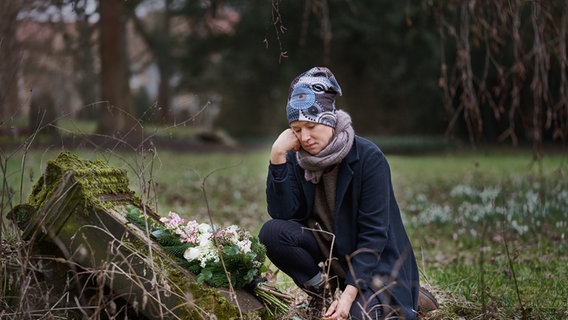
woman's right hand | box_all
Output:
[322,285,357,320]
[270,129,300,164]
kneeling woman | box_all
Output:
[259,67,420,320]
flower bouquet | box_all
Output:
[125,206,293,315]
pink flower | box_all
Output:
[179,220,200,244]
[160,211,185,230]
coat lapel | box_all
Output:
[335,139,358,213]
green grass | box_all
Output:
[387,150,568,319]
[55,118,98,135]
[424,253,568,319]
[55,116,201,139]
[2,146,567,319]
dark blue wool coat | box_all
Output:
[266,135,419,319]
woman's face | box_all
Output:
[290,121,334,155]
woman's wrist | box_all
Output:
[340,285,358,303]
[270,146,288,164]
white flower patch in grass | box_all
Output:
[408,178,568,240]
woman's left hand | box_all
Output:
[322,285,357,320]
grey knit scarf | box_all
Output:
[296,110,355,183]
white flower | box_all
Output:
[198,223,212,234]
[237,239,252,253]
[198,232,213,247]
[184,247,202,261]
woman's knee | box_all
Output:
[259,219,305,248]
[258,219,280,245]
[259,219,289,248]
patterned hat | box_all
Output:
[286,66,342,128]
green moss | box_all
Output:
[123,238,259,318]
[27,151,140,213]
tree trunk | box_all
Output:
[157,60,172,124]
[75,10,99,120]
[129,0,173,125]
[29,90,59,136]
[97,0,139,137]
[158,0,173,124]
[0,2,21,122]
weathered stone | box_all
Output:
[8,151,265,319]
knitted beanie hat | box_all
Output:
[286,66,342,128]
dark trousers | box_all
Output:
[259,219,383,319]
[259,219,324,286]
